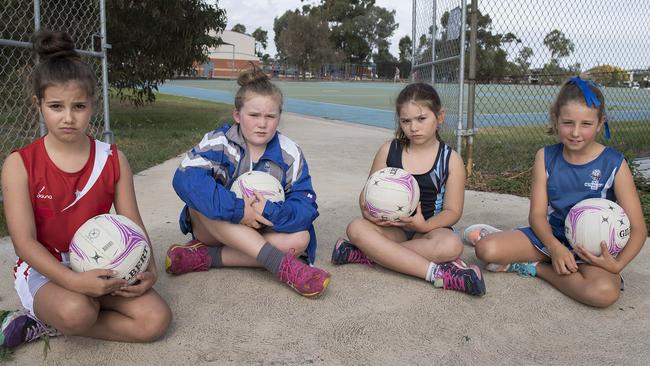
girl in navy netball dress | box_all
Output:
[464,76,647,307]
[332,83,486,297]
[1,31,170,348]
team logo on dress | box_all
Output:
[36,186,53,200]
[584,169,604,191]
[590,169,602,181]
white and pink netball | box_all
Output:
[230,171,285,202]
[564,198,630,256]
[363,167,420,221]
[69,214,151,284]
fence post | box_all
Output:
[411,0,416,82]
[99,0,112,143]
[465,0,478,176]
[455,0,467,155]
[430,1,436,84]
[34,0,47,137]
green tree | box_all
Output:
[540,30,576,83]
[251,27,268,57]
[503,46,534,78]
[107,0,226,105]
[273,11,291,52]
[365,6,398,62]
[231,23,247,34]
[372,47,396,63]
[543,29,574,63]
[275,10,340,78]
[515,47,534,74]
[398,35,412,63]
[311,0,397,63]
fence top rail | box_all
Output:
[0,38,104,58]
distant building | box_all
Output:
[195,30,261,79]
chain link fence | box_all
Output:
[411,0,467,151]
[0,0,110,168]
[413,0,650,176]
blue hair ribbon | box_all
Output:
[568,76,611,140]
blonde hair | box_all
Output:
[234,65,283,112]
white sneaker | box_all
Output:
[462,224,501,246]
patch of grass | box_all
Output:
[110,93,232,174]
[0,346,13,361]
[0,94,232,237]
[630,158,650,229]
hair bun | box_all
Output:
[237,64,268,87]
[32,30,78,61]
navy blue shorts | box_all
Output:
[517,226,624,290]
[517,226,575,259]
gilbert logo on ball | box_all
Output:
[69,214,151,284]
[230,170,285,202]
[364,167,420,221]
[564,198,630,256]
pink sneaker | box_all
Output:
[165,240,211,274]
[277,249,331,298]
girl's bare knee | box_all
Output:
[287,231,309,252]
[583,278,620,308]
[445,236,464,259]
[346,218,369,242]
[429,235,463,262]
[55,296,98,335]
[134,303,172,342]
[474,237,499,262]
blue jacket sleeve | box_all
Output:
[261,155,318,233]
[172,136,245,224]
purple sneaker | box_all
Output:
[165,240,211,275]
[433,259,486,296]
[278,249,331,298]
[0,310,58,348]
[331,238,374,267]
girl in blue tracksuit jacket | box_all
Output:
[165,67,330,298]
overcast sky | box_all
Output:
[215,0,649,70]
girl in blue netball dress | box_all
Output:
[464,77,647,307]
[332,83,486,297]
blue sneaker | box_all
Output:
[486,262,537,277]
[0,310,58,348]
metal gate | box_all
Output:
[0,0,111,169]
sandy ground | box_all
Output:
[1,113,648,365]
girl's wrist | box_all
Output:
[62,268,81,292]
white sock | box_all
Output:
[425,262,438,282]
